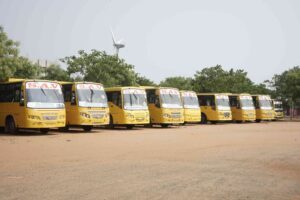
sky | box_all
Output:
[0,0,300,84]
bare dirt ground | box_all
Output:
[0,121,299,200]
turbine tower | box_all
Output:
[110,28,125,58]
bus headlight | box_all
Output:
[80,112,91,118]
[28,115,41,120]
[126,113,135,119]
[163,113,171,118]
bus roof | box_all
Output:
[59,81,103,86]
[139,86,179,90]
[197,93,230,96]
[1,78,60,84]
[251,94,271,97]
[228,93,252,96]
[180,90,197,93]
[105,86,146,92]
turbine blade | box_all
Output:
[110,27,116,44]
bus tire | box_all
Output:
[211,121,217,124]
[40,128,49,134]
[5,116,18,134]
[83,126,93,132]
[126,125,134,129]
[236,120,242,123]
[200,113,207,124]
[59,126,69,132]
[255,119,261,123]
[161,124,169,128]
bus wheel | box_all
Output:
[83,126,93,132]
[236,120,242,123]
[40,128,49,134]
[200,114,207,124]
[126,125,134,129]
[211,121,217,124]
[59,126,69,132]
[255,119,261,123]
[161,124,169,128]
[5,117,18,134]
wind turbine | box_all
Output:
[110,28,125,58]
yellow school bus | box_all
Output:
[143,87,184,127]
[60,82,109,131]
[180,90,201,123]
[271,99,284,120]
[105,87,149,129]
[252,95,274,122]
[197,93,232,124]
[228,93,256,122]
[0,79,65,133]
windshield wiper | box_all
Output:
[40,88,47,97]
[90,89,94,102]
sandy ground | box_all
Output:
[0,121,299,200]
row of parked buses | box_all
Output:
[0,79,284,133]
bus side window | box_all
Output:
[112,92,121,108]
[252,97,259,109]
[203,95,215,107]
[14,89,20,102]
[154,95,160,108]
[229,96,237,107]
[146,90,156,104]
[71,92,76,105]
[62,84,72,102]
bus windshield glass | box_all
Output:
[181,92,199,109]
[123,89,147,110]
[216,95,230,110]
[160,89,182,108]
[274,102,283,110]
[239,96,255,110]
[258,96,272,109]
[26,82,64,109]
[76,84,108,108]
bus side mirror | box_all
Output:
[19,98,25,106]
[237,103,241,109]
[212,105,216,110]
[71,92,76,105]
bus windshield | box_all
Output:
[76,84,108,108]
[26,82,64,109]
[274,102,283,110]
[123,89,147,110]
[216,95,230,110]
[181,92,199,108]
[259,100,272,109]
[160,89,182,108]
[239,96,255,110]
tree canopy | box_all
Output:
[269,66,300,101]
[0,26,40,81]
[42,64,71,81]
[61,50,138,87]
[160,76,193,90]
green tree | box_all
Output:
[13,56,41,79]
[0,26,20,81]
[192,65,267,94]
[61,50,137,87]
[0,26,40,81]
[42,64,70,81]
[270,66,300,101]
[136,74,156,86]
[160,76,193,90]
